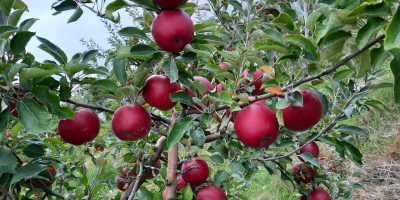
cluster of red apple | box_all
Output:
[151,0,194,52]
[115,160,161,191]
[291,142,331,200]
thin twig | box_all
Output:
[128,160,144,200]
[0,185,13,200]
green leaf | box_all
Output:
[53,0,77,11]
[17,18,38,32]
[117,27,150,41]
[371,41,390,69]
[23,144,44,158]
[0,103,10,131]
[8,8,25,26]
[67,7,83,23]
[228,161,244,172]
[19,68,59,83]
[315,91,329,117]
[194,19,218,32]
[133,69,151,89]
[276,98,290,109]
[170,91,195,106]
[288,91,303,107]
[356,17,386,49]
[8,63,28,79]
[160,60,179,83]
[113,59,127,86]
[349,2,392,17]
[336,125,369,137]
[210,155,224,163]
[0,150,17,175]
[0,0,15,16]
[251,29,285,44]
[333,69,355,81]
[81,50,99,64]
[31,86,74,119]
[271,13,296,32]
[44,138,63,146]
[305,11,323,31]
[59,77,71,100]
[202,64,220,72]
[389,48,400,105]
[129,0,158,10]
[11,122,23,137]
[130,44,157,59]
[298,152,321,168]
[167,116,194,150]
[36,36,67,64]
[370,82,393,90]
[105,0,128,20]
[352,171,367,177]
[384,5,400,50]
[256,45,289,54]
[68,63,89,77]
[283,35,318,59]
[17,99,52,134]
[214,170,227,185]
[10,31,35,55]
[136,186,154,200]
[246,56,264,67]
[338,0,359,11]
[92,80,119,93]
[116,46,131,61]
[181,184,193,200]
[91,183,108,197]
[11,163,44,184]
[323,30,352,48]
[364,99,390,118]
[342,141,363,166]
[189,127,205,149]
[202,35,225,45]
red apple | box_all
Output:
[219,63,229,70]
[153,0,188,9]
[176,174,188,192]
[234,103,279,148]
[196,185,227,200]
[142,75,181,111]
[32,165,56,188]
[152,9,194,52]
[184,76,214,109]
[112,104,152,141]
[308,188,331,200]
[58,108,100,146]
[291,162,314,184]
[217,83,223,93]
[282,90,323,131]
[115,167,136,191]
[181,158,209,186]
[146,160,161,179]
[243,68,266,95]
[229,96,267,122]
[297,142,320,162]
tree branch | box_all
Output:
[128,159,144,200]
[32,179,74,200]
[0,185,13,200]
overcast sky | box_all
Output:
[22,1,133,64]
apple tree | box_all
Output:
[1,0,400,199]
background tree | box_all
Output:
[1,0,400,200]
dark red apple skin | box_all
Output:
[184,76,214,109]
[152,9,194,52]
[146,160,161,179]
[291,162,314,184]
[243,68,266,95]
[234,104,279,148]
[176,174,188,192]
[219,63,229,70]
[297,142,320,162]
[58,108,100,146]
[143,75,181,111]
[300,197,307,200]
[153,0,188,8]
[307,188,331,200]
[112,104,152,141]
[282,90,323,132]
[32,165,56,188]
[115,167,136,191]
[181,158,209,186]
[196,185,227,200]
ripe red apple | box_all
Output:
[243,68,266,95]
[184,76,214,109]
[219,63,229,70]
[111,104,152,141]
[308,188,331,200]
[181,158,209,186]
[146,160,161,179]
[153,0,188,9]
[234,104,279,148]
[115,167,136,191]
[297,141,320,162]
[142,75,181,111]
[196,185,227,200]
[152,9,194,52]
[176,174,188,192]
[217,83,223,93]
[58,108,100,146]
[32,165,56,188]
[282,90,323,131]
[291,162,314,184]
